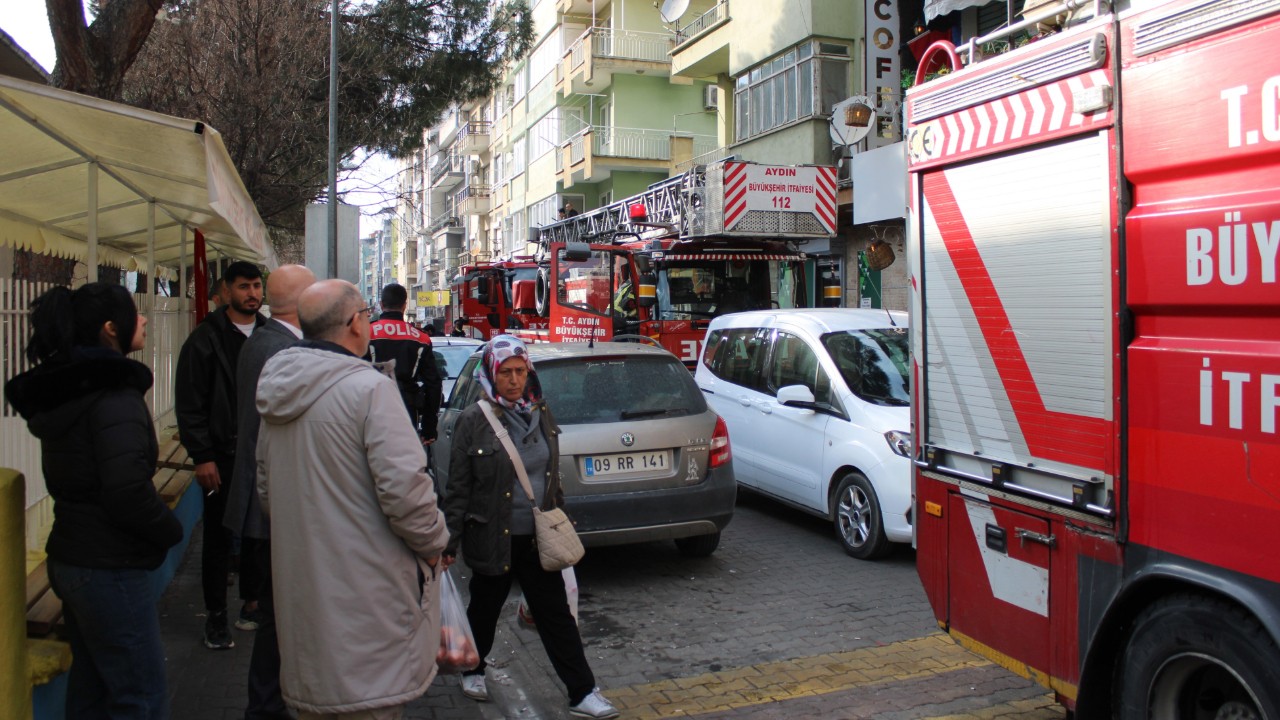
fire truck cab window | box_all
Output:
[557,248,615,316]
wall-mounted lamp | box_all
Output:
[845,102,874,128]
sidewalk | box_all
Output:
[160,527,572,720]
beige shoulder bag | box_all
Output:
[477,401,584,571]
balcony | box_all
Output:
[429,151,464,193]
[455,184,491,216]
[671,1,732,78]
[558,125,719,187]
[457,121,491,156]
[428,213,462,238]
[559,28,676,96]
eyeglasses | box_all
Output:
[346,305,374,326]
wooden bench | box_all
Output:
[24,430,196,640]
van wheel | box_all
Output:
[832,472,890,560]
[534,267,551,318]
[1116,594,1280,720]
[675,532,720,557]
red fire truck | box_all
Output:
[907,0,1280,716]
[446,258,546,338]
[522,160,839,366]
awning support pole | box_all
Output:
[179,225,188,324]
[146,201,157,375]
[87,162,98,282]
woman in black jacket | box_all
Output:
[5,283,183,720]
[442,335,617,719]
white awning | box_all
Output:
[925,0,991,22]
[0,75,278,274]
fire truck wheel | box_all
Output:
[832,472,890,560]
[1116,593,1280,720]
[534,267,551,317]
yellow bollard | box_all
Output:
[0,469,32,720]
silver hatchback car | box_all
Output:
[432,342,735,557]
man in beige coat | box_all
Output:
[256,279,448,719]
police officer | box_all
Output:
[366,284,444,444]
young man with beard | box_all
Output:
[176,260,266,650]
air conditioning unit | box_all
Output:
[703,85,719,111]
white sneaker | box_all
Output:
[460,673,488,701]
[570,689,619,719]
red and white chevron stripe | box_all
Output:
[912,70,1113,168]
[814,165,837,233]
[724,161,747,228]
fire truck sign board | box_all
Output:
[724,162,838,233]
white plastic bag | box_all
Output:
[516,567,579,627]
[437,568,480,673]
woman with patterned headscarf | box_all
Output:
[441,335,618,718]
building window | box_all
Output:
[733,40,850,143]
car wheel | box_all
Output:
[1115,594,1280,720]
[832,472,890,560]
[675,532,720,557]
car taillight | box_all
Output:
[709,415,731,468]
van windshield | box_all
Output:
[821,328,910,407]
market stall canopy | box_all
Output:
[0,75,278,276]
[925,0,991,22]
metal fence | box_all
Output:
[2,275,190,551]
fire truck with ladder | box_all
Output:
[907,0,1280,716]
[506,160,838,366]
[446,257,545,338]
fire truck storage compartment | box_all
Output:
[947,493,1051,675]
[917,134,1116,512]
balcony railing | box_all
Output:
[594,29,675,63]
[675,1,729,46]
[429,151,463,185]
[455,184,491,206]
[583,126,718,161]
[429,214,461,234]
[567,28,676,68]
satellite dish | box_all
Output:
[829,95,876,146]
[660,0,690,24]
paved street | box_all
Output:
[161,491,1065,719]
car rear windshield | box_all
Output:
[821,328,910,407]
[537,355,708,425]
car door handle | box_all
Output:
[738,396,752,407]
[756,403,772,415]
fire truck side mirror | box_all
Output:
[563,242,592,262]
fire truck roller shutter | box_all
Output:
[535,266,552,317]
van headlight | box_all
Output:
[884,430,911,457]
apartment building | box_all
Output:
[407,0,1016,316]
[407,0,721,325]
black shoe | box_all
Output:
[203,611,235,650]
[235,603,263,631]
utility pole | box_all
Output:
[327,0,339,278]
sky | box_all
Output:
[0,3,400,238]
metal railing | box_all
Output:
[430,151,463,185]
[457,121,492,141]
[594,29,675,63]
[676,141,729,172]
[454,184,491,207]
[429,214,461,234]
[583,126,718,161]
[676,1,729,46]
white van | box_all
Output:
[694,309,911,559]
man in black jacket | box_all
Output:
[366,283,443,444]
[176,260,266,650]
[224,264,314,719]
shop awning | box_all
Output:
[0,74,277,276]
[925,0,991,22]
